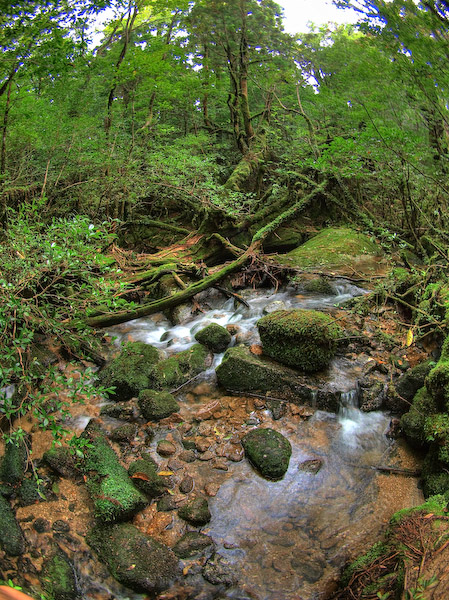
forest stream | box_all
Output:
[7,281,425,600]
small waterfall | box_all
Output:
[338,387,389,450]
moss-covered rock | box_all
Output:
[257,309,341,373]
[302,276,334,295]
[80,422,147,522]
[98,341,160,401]
[152,344,211,389]
[215,345,340,411]
[109,423,137,444]
[173,532,214,558]
[194,323,232,353]
[395,360,434,405]
[18,477,45,506]
[0,438,27,486]
[128,459,169,498]
[242,428,292,480]
[178,496,211,525]
[41,548,79,600]
[43,446,81,479]
[87,522,180,594]
[275,227,382,275]
[400,387,438,448]
[138,389,179,421]
[0,494,25,555]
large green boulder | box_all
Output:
[138,389,179,421]
[257,309,341,372]
[98,342,160,400]
[152,343,211,389]
[87,522,180,595]
[195,323,231,353]
[0,494,25,556]
[242,428,292,480]
[275,227,382,275]
[81,422,148,522]
[215,345,340,411]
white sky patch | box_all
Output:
[278,0,360,33]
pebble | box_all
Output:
[178,450,196,463]
[180,476,195,494]
[204,482,220,497]
[157,440,177,457]
[197,450,214,461]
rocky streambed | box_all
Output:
[0,281,425,600]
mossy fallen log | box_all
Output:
[85,181,327,329]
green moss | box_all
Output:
[152,343,210,389]
[389,495,448,525]
[98,341,160,400]
[87,522,180,595]
[43,446,79,479]
[0,494,25,556]
[41,548,78,600]
[19,477,44,506]
[138,389,179,421]
[257,309,342,372]
[178,497,211,525]
[194,323,232,353]
[400,387,438,448]
[0,438,27,486]
[276,227,381,272]
[81,423,147,522]
[302,277,334,295]
[241,428,292,480]
[128,459,169,498]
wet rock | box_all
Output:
[170,302,192,325]
[178,496,211,525]
[52,520,70,533]
[204,482,220,497]
[269,399,286,420]
[262,300,287,314]
[0,495,26,555]
[291,557,324,583]
[195,400,222,420]
[151,344,212,390]
[195,437,212,453]
[87,522,180,595]
[226,324,240,336]
[41,547,80,600]
[390,359,434,413]
[179,450,196,463]
[302,276,334,295]
[157,495,178,512]
[128,458,170,498]
[359,379,385,412]
[109,423,137,444]
[221,444,244,462]
[212,458,228,471]
[138,389,179,421]
[100,400,138,420]
[34,517,50,533]
[257,309,342,373]
[43,446,81,480]
[180,475,195,494]
[202,553,237,586]
[216,346,340,411]
[195,323,232,353]
[81,421,148,522]
[173,532,213,558]
[157,440,177,457]
[242,428,292,480]
[298,458,323,474]
[97,341,161,401]
[167,458,184,471]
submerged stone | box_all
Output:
[41,547,80,600]
[173,532,214,558]
[178,496,211,525]
[98,341,160,400]
[87,522,180,595]
[257,309,341,373]
[194,323,232,353]
[242,428,292,480]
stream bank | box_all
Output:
[0,280,426,600]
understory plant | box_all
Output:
[0,200,124,450]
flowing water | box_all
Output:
[70,281,422,600]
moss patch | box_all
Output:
[81,422,147,522]
[0,438,27,487]
[98,341,160,401]
[275,227,381,274]
[41,548,79,600]
[178,497,211,525]
[152,343,211,389]
[400,387,438,449]
[242,428,292,480]
[194,323,232,353]
[0,494,25,556]
[257,309,342,373]
[128,459,169,498]
[138,389,179,421]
